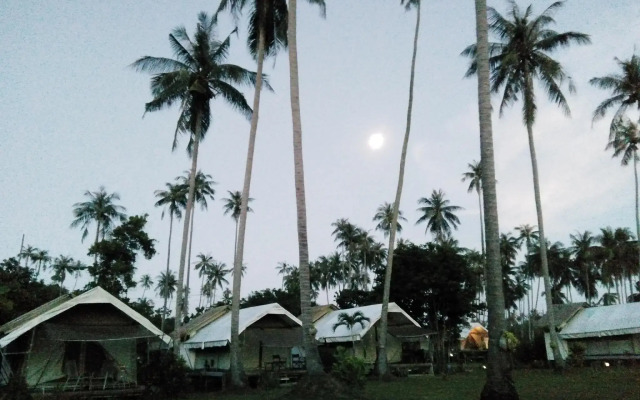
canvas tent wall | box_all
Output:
[0,287,169,387]
[180,303,302,370]
[313,303,429,365]
[544,302,640,361]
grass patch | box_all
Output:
[185,366,640,400]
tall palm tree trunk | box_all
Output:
[475,1,518,398]
[287,0,323,375]
[634,152,640,298]
[185,206,196,316]
[93,222,101,265]
[376,0,420,377]
[526,120,564,368]
[478,191,485,255]
[174,115,201,353]
[230,17,267,387]
[161,214,174,332]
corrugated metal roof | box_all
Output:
[559,302,640,339]
[180,305,230,337]
[537,303,588,330]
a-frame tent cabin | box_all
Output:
[0,287,169,391]
[179,303,303,371]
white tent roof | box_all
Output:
[314,303,420,343]
[559,302,640,339]
[183,303,301,349]
[0,287,170,348]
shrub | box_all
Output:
[331,347,367,388]
[139,350,190,399]
[568,342,587,367]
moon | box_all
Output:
[368,133,384,150]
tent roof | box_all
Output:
[0,287,170,348]
[537,303,588,330]
[314,303,420,343]
[460,323,487,339]
[559,302,640,339]
[180,305,230,337]
[183,303,302,349]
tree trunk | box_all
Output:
[173,113,201,353]
[478,190,485,255]
[93,222,101,265]
[161,214,174,333]
[475,0,519,398]
[185,206,195,316]
[525,119,564,368]
[634,152,640,298]
[375,0,420,378]
[288,0,323,375]
[230,13,267,387]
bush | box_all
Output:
[0,375,32,400]
[568,342,587,367]
[139,350,190,399]
[331,347,367,388]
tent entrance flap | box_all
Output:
[42,323,156,341]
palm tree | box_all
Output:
[139,274,153,299]
[591,53,640,132]
[286,0,327,376]
[194,253,215,307]
[222,190,254,263]
[156,270,177,331]
[31,249,51,278]
[462,160,485,254]
[569,231,598,304]
[19,245,39,269]
[71,186,127,252]
[373,202,407,238]
[462,1,590,370]
[376,0,421,376]
[132,12,257,340]
[313,256,338,304]
[606,117,640,293]
[208,262,230,305]
[472,0,517,397]
[177,170,216,315]
[51,255,75,296]
[276,262,295,289]
[416,190,463,242]
[332,311,370,356]
[154,181,186,319]
[217,0,285,385]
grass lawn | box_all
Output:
[187,366,640,400]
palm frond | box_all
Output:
[130,56,189,74]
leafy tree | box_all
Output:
[377,0,421,376]
[416,189,462,242]
[0,258,59,325]
[71,186,127,251]
[462,160,485,254]
[463,0,590,370]
[470,0,516,396]
[87,215,156,298]
[287,0,326,376]
[376,241,478,374]
[241,287,300,316]
[372,202,407,238]
[216,0,284,385]
[132,12,256,345]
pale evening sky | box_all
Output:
[1,0,639,312]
